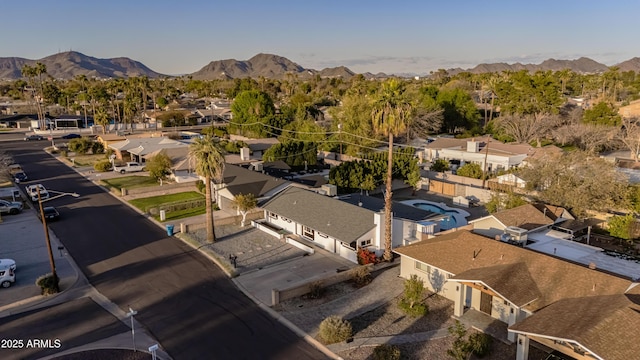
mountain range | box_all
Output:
[0,51,639,81]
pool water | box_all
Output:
[413,203,460,230]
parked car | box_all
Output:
[61,133,81,139]
[0,259,16,288]
[39,206,60,221]
[25,184,50,201]
[24,134,44,141]
[0,199,23,215]
[13,171,28,183]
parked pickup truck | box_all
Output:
[113,162,146,174]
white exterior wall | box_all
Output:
[492,297,511,323]
[470,287,482,310]
[373,212,385,249]
[399,258,457,301]
[471,217,506,239]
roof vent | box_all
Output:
[358,202,363,207]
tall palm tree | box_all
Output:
[371,78,412,261]
[189,136,225,242]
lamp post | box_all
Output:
[36,186,58,292]
[126,307,138,352]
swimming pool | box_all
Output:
[402,200,470,231]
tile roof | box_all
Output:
[510,294,640,360]
[261,186,376,243]
[393,230,633,312]
[492,204,557,230]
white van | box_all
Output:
[0,259,16,288]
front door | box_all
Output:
[480,292,492,315]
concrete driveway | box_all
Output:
[0,209,76,309]
[234,247,355,306]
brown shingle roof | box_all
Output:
[510,294,640,360]
[492,204,556,230]
[394,230,632,312]
[451,262,541,307]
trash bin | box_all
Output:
[166,224,174,236]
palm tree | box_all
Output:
[189,136,225,242]
[371,78,412,261]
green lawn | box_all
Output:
[102,176,158,190]
[129,191,204,212]
[157,205,206,222]
[67,153,107,167]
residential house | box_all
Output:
[142,147,196,183]
[108,136,187,162]
[393,230,637,360]
[214,164,291,212]
[470,203,573,240]
[258,187,442,263]
[424,137,534,173]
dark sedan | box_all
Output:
[13,172,28,182]
[61,133,81,139]
[40,206,60,221]
[24,134,44,141]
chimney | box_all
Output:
[467,140,480,153]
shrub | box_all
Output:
[318,316,352,344]
[91,141,105,154]
[351,266,372,287]
[68,137,92,154]
[36,273,59,295]
[94,160,112,172]
[357,247,379,265]
[373,344,401,360]
[195,180,205,193]
[308,280,324,299]
[468,332,492,358]
[398,274,428,317]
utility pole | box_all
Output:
[37,186,58,292]
[481,134,491,189]
[338,123,343,160]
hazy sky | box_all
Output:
[3,0,638,76]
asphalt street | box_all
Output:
[1,139,329,360]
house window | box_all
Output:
[341,241,357,251]
[269,212,278,219]
[318,232,329,238]
[303,226,314,239]
[415,261,431,274]
[360,239,372,247]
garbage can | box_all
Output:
[166,224,174,236]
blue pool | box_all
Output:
[412,203,462,230]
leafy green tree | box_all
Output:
[371,79,413,261]
[456,163,483,179]
[398,274,428,317]
[430,159,450,172]
[233,193,258,227]
[608,214,635,242]
[67,137,92,155]
[485,191,528,213]
[229,90,275,137]
[494,70,562,116]
[189,136,225,242]
[146,151,173,185]
[582,101,621,126]
[447,320,470,360]
[436,87,480,133]
[263,140,318,168]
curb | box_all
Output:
[50,153,342,359]
[232,278,343,360]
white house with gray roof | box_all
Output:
[258,187,442,263]
[108,136,188,163]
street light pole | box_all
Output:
[127,307,138,352]
[37,186,58,292]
